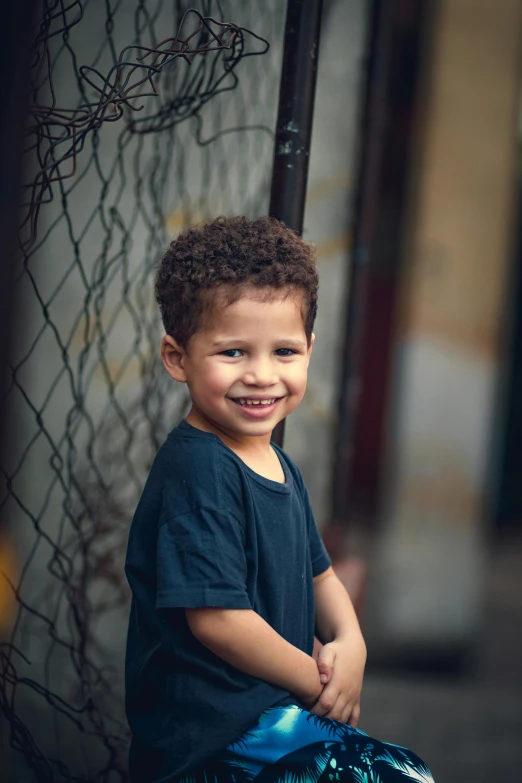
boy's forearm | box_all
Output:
[186,607,322,705]
[314,567,366,652]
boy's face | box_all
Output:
[162,287,313,445]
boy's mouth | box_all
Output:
[232,397,280,406]
[229,396,283,418]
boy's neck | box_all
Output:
[185,406,274,458]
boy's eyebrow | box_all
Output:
[211,338,307,349]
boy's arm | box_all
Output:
[312,566,367,726]
[186,607,323,708]
[313,566,364,644]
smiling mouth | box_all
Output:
[231,397,281,407]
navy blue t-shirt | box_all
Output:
[124,420,331,782]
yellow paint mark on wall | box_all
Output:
[315,231,351,259]
[0,531,17,636]
[165,207,205,236]
[165,175,352,239]
[306,175,352,206]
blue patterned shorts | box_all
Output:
[183,704,435,782]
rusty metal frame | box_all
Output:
[268,0,324,447]
[328,0,432,546]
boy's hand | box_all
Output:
[311,639,365,726]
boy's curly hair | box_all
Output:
[155,215,318,348]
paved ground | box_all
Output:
[359,531,522,782]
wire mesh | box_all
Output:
[0,1,285,780]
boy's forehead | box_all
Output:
[213,284,304,312]
[200,285,306,332]
[221,283,303,303]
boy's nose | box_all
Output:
[242,358,278,387]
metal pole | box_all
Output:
[269,0,324,446]
[0,6,38,781]
[0,0,37,431]
[329,0,432,540]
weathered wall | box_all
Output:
[2,2,368,775]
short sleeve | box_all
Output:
[300,486,331,577]
[308,515,331,577]
[156,505,251,610]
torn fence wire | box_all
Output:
[23,7,269,250]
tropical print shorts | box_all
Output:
[183,704,435,783]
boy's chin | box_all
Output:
[231,419,281,437]
[225,414,285,440]
[188,407,281,439]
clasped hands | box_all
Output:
[308,639,366,727]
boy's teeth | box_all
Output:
[237,398,276,406]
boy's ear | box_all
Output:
[307,333,315,361]
[161,335,187,383]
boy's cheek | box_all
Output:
[192,364,229,386]
[291,365,310,389]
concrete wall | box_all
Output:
[2,3,287,776]
[1,1,368,775]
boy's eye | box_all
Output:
[275,348,296,357]
[221,349,243,358]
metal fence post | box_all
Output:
[269,0,324,447]
[0,0,37,444]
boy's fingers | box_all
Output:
[316,645,335,684]
[325,695,346,722]
[310,684,338,716]
[347,701,361,728]
[340,703,355,725]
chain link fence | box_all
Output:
[0,1,285,779]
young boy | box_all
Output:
[125,216,435,782]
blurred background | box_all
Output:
[1,0,521,781]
